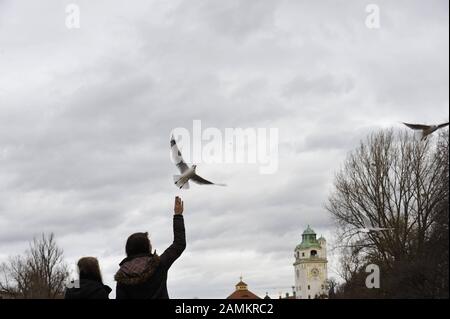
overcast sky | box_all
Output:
[0,0,448,298]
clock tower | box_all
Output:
[294,225,328,299]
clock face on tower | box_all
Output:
[311,268,320,278]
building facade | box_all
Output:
[293,226,328,299]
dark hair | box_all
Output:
[78,257,103,283]
[125,232,152,257]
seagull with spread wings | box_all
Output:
[170,136,226,189]
[403,122,449,141]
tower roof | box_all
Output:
[235,281,247,289]
[296,225,321,250]
[302,225,316,235]
[227,277,261,300]
[235,276,248,290]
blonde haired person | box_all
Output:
[65,257,112,299]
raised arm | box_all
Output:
[160,196,186,269]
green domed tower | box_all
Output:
[293,225,328,299]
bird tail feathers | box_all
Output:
[180,181,190,189]
[173,175,190,189]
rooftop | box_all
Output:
[296,225,324,250]
[302,225,316,235]
[227,277,261,300]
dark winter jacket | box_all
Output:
[115,215,186,299]
[64,279,112,299]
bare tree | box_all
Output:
[0,233,69,299]
[325,278,338,298]
[425,131,449,298]
[327,129,449,298]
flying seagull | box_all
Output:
[403,122,449,141]
[356,215,392,234]
[170,136,226,189]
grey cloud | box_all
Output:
[173,0,279,40]
[284,74,355,98]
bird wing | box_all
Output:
[190,174,227,186]
[438,122,449,129]
[190,174,215,185]
[403,123,431,130]
[170,137,189,173]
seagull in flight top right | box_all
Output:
[403,122,449,141]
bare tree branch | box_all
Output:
[0,233,69,299]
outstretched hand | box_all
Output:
[174,196,184,215]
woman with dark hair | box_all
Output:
[65,257,112,299]
[115,196,186,299]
